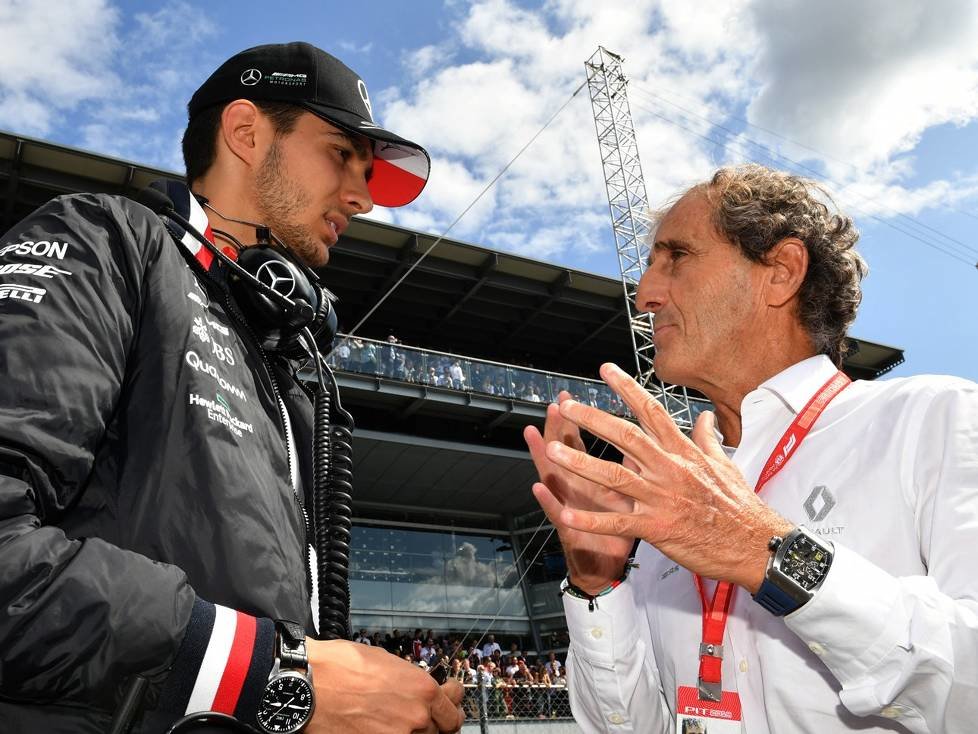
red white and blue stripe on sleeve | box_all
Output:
[156,598,275,723]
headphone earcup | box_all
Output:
[231,246,317,354]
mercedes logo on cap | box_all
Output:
[357,79,373,118]
[256,260,296,298]
[240,68,262,86]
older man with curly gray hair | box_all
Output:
[525,164,978,733]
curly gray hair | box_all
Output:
[666,164,868,365]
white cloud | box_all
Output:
[371,0,978,271]
[338,40,374,55]
[0,0,217,167]
[0,0,121,135]
[746,0,978,168]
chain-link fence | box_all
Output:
[459,681,583,732]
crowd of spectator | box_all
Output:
[329,334,628,414]
[349,628,570,718]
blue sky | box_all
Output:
[2,0,977,380]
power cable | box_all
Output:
[345,81,588,339]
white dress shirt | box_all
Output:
[564,355,978,733]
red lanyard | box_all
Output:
[694,369,850,700]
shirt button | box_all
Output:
[739,659,749,673]
[808,642,827,656]
[608,713,625,724]
[881,705,904,719]
[590,627,604,639]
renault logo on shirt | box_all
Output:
[256,260,296,298]
[804,485,836,522]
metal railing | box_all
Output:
[328,334,713,422]
[462,680,573,724]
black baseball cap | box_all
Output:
[188,42,430,208]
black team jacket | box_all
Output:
[0,181,316,732]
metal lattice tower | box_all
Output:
[584,46,694,429]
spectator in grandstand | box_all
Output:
[526,164,978,731]
[361,338,379,374]
[354,628,371,645]
[393,351,407,380]
[410,629,426,659]
[544,651,562,679]
[382,334,398,376]
[449,359,465,389]
[349,337,364,371]
[482,634,502,659]
[450,658,465,683]
[504,655,520,679]
[334,336,351,366]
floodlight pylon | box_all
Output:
[585,46,694,429]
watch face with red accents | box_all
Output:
[257,672,314,733]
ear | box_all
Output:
[218,99,270,169]
[764,237,808,307]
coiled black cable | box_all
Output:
[311,352,355,642]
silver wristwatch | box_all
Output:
[255,622,315,733]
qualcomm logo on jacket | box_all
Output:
[189,393,254,437]
[185,351,247,402]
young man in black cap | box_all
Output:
[0,42,462,733]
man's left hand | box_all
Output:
[545,362,792,593]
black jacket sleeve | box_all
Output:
[0,194,196,708]
[0,196,194,707]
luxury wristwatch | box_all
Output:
[753,526,834,616]
[256,621,315,733]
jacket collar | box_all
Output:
[150,179,238,286]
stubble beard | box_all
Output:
[255,138,325,267]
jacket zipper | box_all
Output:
[222,294,313,571]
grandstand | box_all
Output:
[0,128,906,672]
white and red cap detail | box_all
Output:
[368,142,430,208]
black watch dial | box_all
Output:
[257,672,314,733]
[780,535,832,590]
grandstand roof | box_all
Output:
[0,130,907,518]
[0,129,905,381]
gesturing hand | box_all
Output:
[524,391,637,594]
[542,364,792,592]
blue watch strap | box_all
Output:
[753,577,803,616]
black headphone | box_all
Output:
[138,187,338,359]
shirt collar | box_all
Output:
[756,354,841,414]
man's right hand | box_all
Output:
[524,391,636,594]
[306,640,464,733]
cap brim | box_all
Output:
[301,102,430,208]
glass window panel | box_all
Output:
[391,553,449,613]
[446,533,499,562]
[497,559,527,616]
[350,547,392,611]
[351,525,393,551]
[527,580,563,616]
[350,613,394,632]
